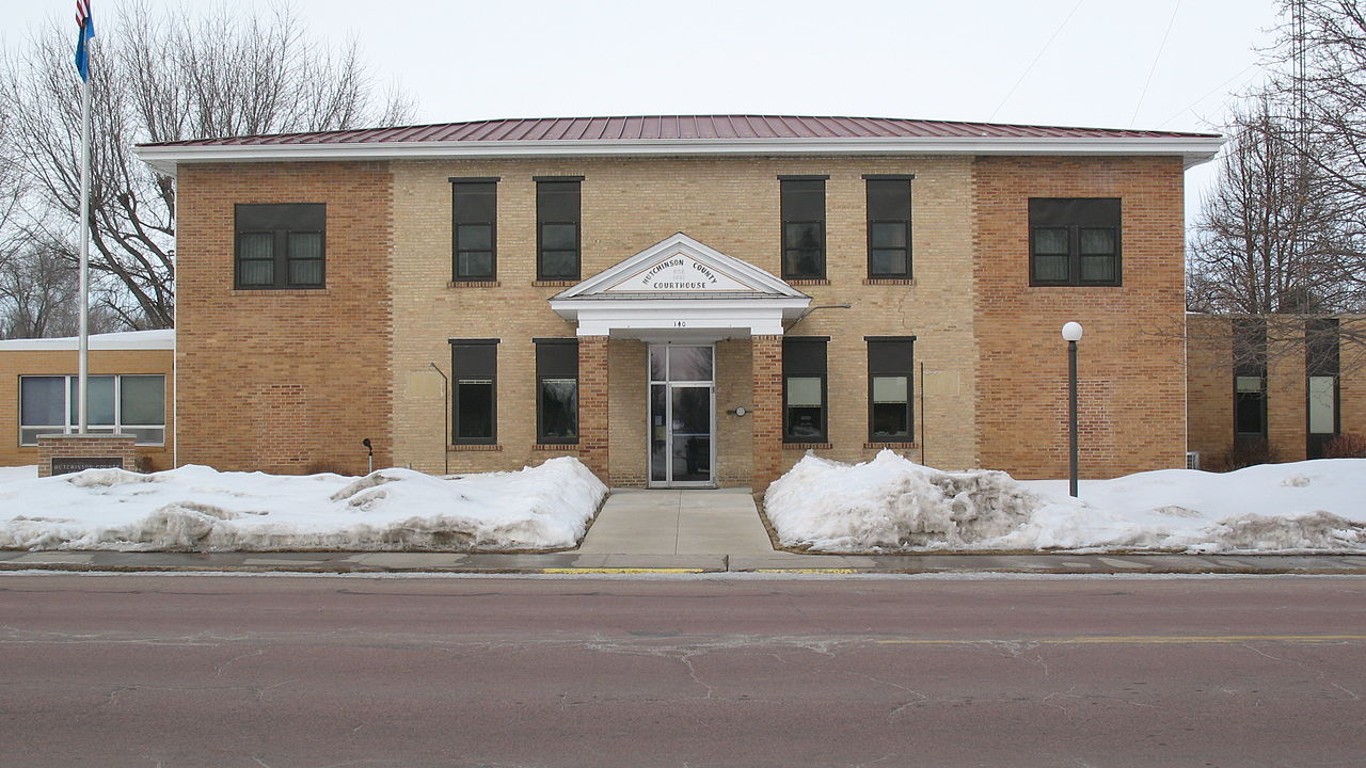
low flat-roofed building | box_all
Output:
[0,329,175,471]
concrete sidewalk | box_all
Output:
[1,488,1365,575]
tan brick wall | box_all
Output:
[1186,314,1234,464]
[716,339,754,488]
[0,348,174,470]
[175,162,394,475]
[974,156,1188,479]
[608,340,647,487]
[1266,320,1308,462]
[388,155,979,483]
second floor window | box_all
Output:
[781,177,826,280]
[451,179,498,281]
[866,177,913,279]
[537,177,582,281]
[1029,198,1121,286]
[235,203,325,289]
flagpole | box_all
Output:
[77,37,92,435]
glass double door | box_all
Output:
[649,345,715,487]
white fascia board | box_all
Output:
[136,135,1226,176]
[552,297,811,337]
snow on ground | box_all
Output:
[765,450,1366,554]
[0,458,606,552]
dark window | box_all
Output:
[781,177,826,279]
[1233,318,1267,437]
[537,178,581,280]
[1307,318,1340,445]
[235,203,325,289]
[866,177,913,278]
[783,337,828,442]
[536,339,579,444]
[1029,198,1121,286]
[867,337,915,441]
[451,340,498,444]
[452,179,497,281]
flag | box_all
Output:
[75,0,95,82]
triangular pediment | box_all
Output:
[553,233,808,300]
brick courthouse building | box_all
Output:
[136,116,1223,491]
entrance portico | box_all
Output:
[550,234,810,491]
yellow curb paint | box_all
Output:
[539,568,707,575]
[756,569,860,574]
[877,634,1366,646]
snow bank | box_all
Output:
[765,451,1041,551]
[0,458,606,552]
[766,451,1366,554]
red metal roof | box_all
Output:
[141,115,1218,148]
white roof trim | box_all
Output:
[0,329,175,352]
[136,135,1225,176]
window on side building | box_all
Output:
[1028,198,1121,286]
[783,337,828,442]
[19,374,166,446]
[867,337,915,442]
[235,203,326,289]
[865,176,913,279]
[450,340,498,445]
[451,178,498,281]
[536,177,582,281]
[535,339,579,444]
[1233,318,1267,439]
[1306,318,1340,454]
[780,177,827,280]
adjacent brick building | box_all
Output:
[0,330,174,471]
[1186,313,1365,468]
[134,115,1224,490]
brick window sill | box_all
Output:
[532,444,580,452]
[865,442,920,450]
[864,278,916,286]
[533,280,578,288]
[232,288,329,296]
[448,280,501,288]
[784,442,833,450]
[786,279,830,287]
[450,444,502,452]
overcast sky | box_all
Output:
[4,0,1287,222]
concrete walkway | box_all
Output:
[578,489,774,556]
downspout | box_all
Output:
[429,362,449,475]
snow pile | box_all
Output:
[765,451,1041,551]
[0,458,606,552]
[767,450,1366,554]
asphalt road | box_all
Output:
[2,574,1363,768]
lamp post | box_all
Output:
[1061,322,1084,497]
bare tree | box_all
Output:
[1188,96,1359,315]
[0,0,414,330]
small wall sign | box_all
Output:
[50,457,125,476]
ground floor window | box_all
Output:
[867,337,915,441]
[783,337,828,442]
[450,340,498,445]
[19,374,165,446]
[536,339,578,444]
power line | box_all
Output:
[1131,0,1183,127]
[990,0,1086,122]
